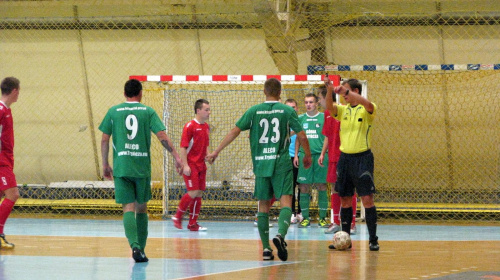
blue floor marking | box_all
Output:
[6,218,500,241]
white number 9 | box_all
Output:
[126,114,138,140]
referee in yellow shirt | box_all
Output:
[324,77,379,251]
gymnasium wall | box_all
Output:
[0,1,498,206]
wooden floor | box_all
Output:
[0,219,499,280]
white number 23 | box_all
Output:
[259,118,280,143]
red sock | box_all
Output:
[331,193,341,225]
[270,196,277,207]
[0,198,15,234]
[175,194,194,219]
[188,197,202,225]
[351,195,357,227]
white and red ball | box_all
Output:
[332,231,351,250]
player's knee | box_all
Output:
[136,203,148,213]
[188,190,202,198]
[317,184,327,191]
[299,184,310,193]
[340,196,353,207]
[122,202,135,212]
[360,195,375,208]
[4,187,19,201]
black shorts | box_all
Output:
[334,150,375,197]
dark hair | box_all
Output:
[344,79,362,95]
[264,78,281,98]
[305,92,318,102]
[317,85,327,98]
[284,98,297,106]
[1,77,20,95]
[194,99,209,114]
[124,79,142,98]
[318,85,337,102]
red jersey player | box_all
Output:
[318,85,357,235]
[172,99,211,231]
[0,77,21,249]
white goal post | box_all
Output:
[131,75,367,221]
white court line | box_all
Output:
[173,261,301,280]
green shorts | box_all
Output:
[114,176,152,204]
[254,169,293,200]
[297,154,328,184]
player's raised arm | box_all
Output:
[156,130,183,175]
[346,90,375,113]
[337,80,374,114]
[206,126,242,164]
[324,77,338,117]
[295,130,312,169]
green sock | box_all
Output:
[278,207,292,237]
[136,213,148,250]
[123,211,139,249]
[318,190,328,220]
[257,212,271,250]
[299,193,310,219]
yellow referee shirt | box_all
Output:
[334,103,377,154]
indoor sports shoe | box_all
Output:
[0,234,14,249]
[272,234,288,261]
[132,248,149,263]
[298,219,310,228]
[369,240,379,251]
[350,225,357,235]
[324,223,341,234]
[172,216,182,229]
[290,214,297,224]
[296,213,304,223]
[187,223,207,231]
[328,243,352,250]
[263,248,274,261]
[318,219,329,228]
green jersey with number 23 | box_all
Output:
[236,101,303,177]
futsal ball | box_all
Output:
[332,231,351,250]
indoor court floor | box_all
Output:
[0,218,499,280]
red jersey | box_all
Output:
[180,119,209,170]
[322,110,341,162]
[0,101,14,168]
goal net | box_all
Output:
[134,74,343,220]
[310,66,500,221]
[136,69,500,222]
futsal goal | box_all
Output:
[132,74,365,221]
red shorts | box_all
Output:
[327,161,338,183]
[183,165,206,191]
[0,166,17,191]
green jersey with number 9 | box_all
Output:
[236,101,303,177]
[98,102,166,178]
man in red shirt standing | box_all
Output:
[0,77,21,249]
[173,99,211,231]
